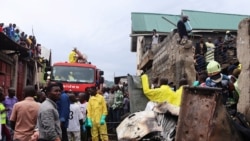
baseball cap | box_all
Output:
[182,15,189,21]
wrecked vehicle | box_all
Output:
[119,76,250,140]
[117,101,179,141]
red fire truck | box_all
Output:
[45,62,104,94]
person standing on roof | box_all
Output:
[69,48,78,63]
[3,23,13,39]
[0,23,4,32]
[177,15,189,44]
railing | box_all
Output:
[195,41,237,73]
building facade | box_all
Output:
[0,32,45,100]
[130,10,248,78]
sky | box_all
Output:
[1,0,250,81]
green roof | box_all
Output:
[131,10,250,32]
[131,12,180,33]
[182,10,250,30]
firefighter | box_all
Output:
[86,87,108,141]
[141,74,177,105]
[69,48,78,63]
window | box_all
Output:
[52,66,95,83]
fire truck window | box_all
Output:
[76,68,94,83]
[53,66,94,83]
[53,68,67,81]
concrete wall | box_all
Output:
[237,18,250,121]
[136,36,144,75]
[152,32,196,87]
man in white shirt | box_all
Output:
[67,94,84,141]
[151,29,159,51]
[78,93,89,141]
[103,88,109,107]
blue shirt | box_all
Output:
[4,96,18,120]
[206,73,230,104]
[56,92,70,128]
[4,26,13,38]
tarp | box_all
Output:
[127,75,149,113]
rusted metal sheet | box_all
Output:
[175,86,243,141]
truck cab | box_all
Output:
[44,62,104,94]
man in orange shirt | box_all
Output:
[10,86,40,141]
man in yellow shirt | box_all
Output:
[141,74,176,104]
[68,48,78,63]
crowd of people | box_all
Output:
[101,84,130,133]
[0,23,43,61]
[0,18,241,141]
[0,80,129,141]
[193,31,237,74]
[142,59,241,116]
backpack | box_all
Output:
[184,21,192,33]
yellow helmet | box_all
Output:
[207,61,221,74]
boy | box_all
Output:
[68,94,84,141]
